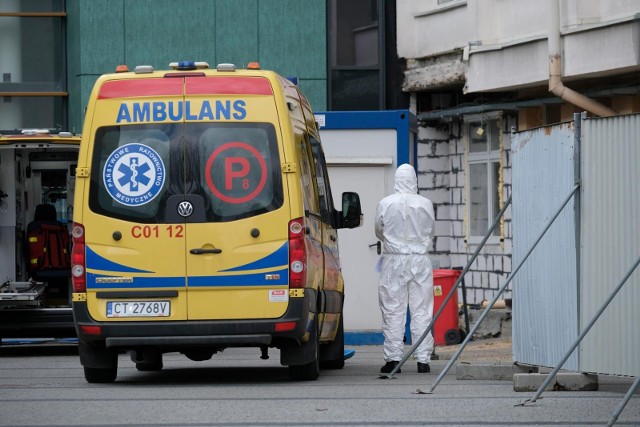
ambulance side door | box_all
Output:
[310,136,343,341]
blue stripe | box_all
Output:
[86,245,153,274]
[220,242,288,272]
[188,268,288,287]
[344,331,384,345]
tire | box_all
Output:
[444,328,462,345]
[84,366,117,383]
[288,319,320,381]
[320,317,345,370]
[79,342,118,383]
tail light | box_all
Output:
[288,218,307,288]
[71,223,86,292]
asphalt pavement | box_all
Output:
[0,337,638,426]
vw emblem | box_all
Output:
[177,201,194,217]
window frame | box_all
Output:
[326,0,385,110]
[464,113,503,245]
[0,4,68,130]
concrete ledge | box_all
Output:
[513,372,598,392]
[456,364,514,381]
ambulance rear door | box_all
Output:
[181,75,291,320]
[83,77,189,322]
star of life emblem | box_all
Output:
[103,143,165,206]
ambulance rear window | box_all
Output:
[89,123,283,223]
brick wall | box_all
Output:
[417,121,513,305]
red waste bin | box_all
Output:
[433,269,461,346]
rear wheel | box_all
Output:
[79,342,118,383]
[288,320,320,381]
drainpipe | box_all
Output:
[548,0,616,117]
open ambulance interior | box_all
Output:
[0,130,81,341]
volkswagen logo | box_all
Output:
[177,201,194,217]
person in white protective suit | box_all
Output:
[375,163,435,374]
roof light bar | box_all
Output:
[169,61,208,71]
[21,129,50,135]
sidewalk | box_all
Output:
[433,335,513,365]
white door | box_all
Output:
[328,164,392,332]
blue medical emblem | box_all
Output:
[103,143,165,206]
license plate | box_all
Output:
[106,301,170,318]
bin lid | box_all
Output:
[433,269,461,278]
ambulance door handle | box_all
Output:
[190,248,222,255]
[369,241,381,255]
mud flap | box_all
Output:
[79,341,117,369]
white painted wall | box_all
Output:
[397,0,640,93]
[320,128,398,333]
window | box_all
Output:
[466,115,502,243]
[0,1,67,130]
[327,0,383,110]
[310,136,335,225]
[89,123,283,223]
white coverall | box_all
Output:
[375,164,435,364]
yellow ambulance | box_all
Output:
[71,61,362,382]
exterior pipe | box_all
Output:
[548,0,616,117]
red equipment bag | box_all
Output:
[27,222,70,274]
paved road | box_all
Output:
[0,341,638,426]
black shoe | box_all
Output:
[417,362,430,373]
[380,361,401,374]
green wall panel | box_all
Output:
[78,0,125,74]
[215,0,259,66]
[257,0,326,81]
[67,0,327,130]
[124,0,217,68]
[298,79,327,114]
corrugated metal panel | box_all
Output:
[580,115,640,376]
[511,123,578,369]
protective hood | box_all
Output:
[393,163,418,194]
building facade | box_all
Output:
[0,0,404,133]
[397,0,640,304]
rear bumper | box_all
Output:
[0,307,76,339]
[73,293,314,351]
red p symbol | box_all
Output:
[225,157,250,190]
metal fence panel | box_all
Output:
[511,122,578,369]
[580,115,640,376]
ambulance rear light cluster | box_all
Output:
[71,223,86,293]
[288,218,307,288]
